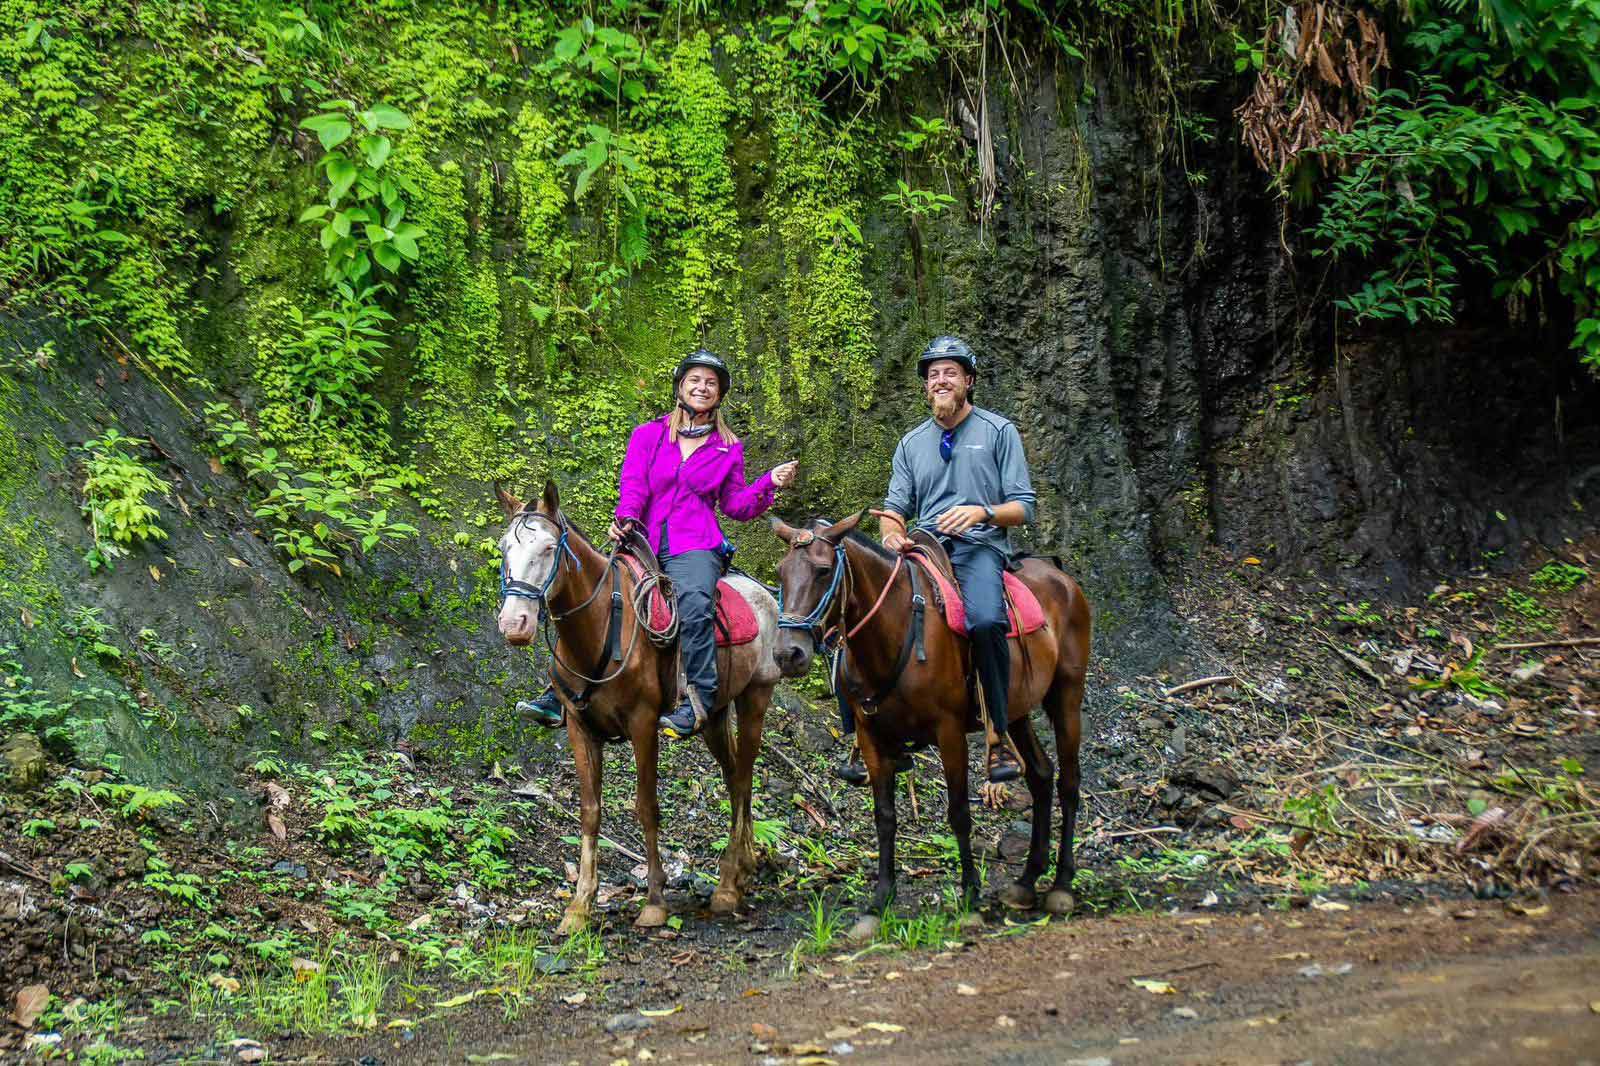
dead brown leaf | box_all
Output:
[14,984,49,1028]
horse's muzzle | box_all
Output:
[773,636,813,678]
[499,612,534,647]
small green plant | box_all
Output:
[79,429,169,571]
[64,606,123,660]
[22,817,56,838]
[1283,784,1341,835]
[297,101,422,286]
[143,854,211,910]
[1410,650,1505,700]
[1499,587,1546,622]
[1333,600,1382,627]
[279,282,394,423]
[880,179,957,226]
[91,781,186,819]
[1530,562,1588,593]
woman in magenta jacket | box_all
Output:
[612,349,797,737]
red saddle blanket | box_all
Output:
[907,555,1047,638]
[617,556,760,647]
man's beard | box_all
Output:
[928,385,966,421]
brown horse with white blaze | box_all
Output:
[772,513,1091,928]
[496,482,781,934]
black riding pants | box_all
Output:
[948,538,1010,736]
[663,548,721,705]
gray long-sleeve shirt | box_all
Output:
[882,406,1037,562]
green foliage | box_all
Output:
[89,779,186,819]
[880,179,958,224]
[767,0,936,88]
[1311,2,1600,368]
[544,19,658,104]
[292,751,518,891]
[1410,649,1506,699]
[205,403,419,574]
[280,282,394,425]
[298,101,423,286]
[78,429,168,572]
[1530,561,1588,591]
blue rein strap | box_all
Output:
[499,515,578,607]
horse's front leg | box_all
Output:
[936,718,980,909]
[849,727,898,942]
[558,715,604,936]
[628,712,669,929]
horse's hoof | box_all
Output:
[556,911,590,936]
[847,914,881,943]
[956,911,985,934]
[1043,888,1077,916]
[635,903,670,929]
[998,883,1037,911]
[709,888,742,916]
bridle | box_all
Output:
[499,511,580,611]
[776,529,848,644]
[776,525,927,713]
[499,511,639,694]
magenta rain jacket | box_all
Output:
[615,415,777,556]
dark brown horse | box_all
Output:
[772,513,1091,930]
[496,482,781,933]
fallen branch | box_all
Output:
[0,849,49,883]
[762,740,842,820]
[1164,674,1238,698]
[1325,642,1384,683]
[509,784,647,864]
[1121,958,1219,981]
[1492,637,1600,652]
[1100,826,1184,841]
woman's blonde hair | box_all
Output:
[668,376,738,444]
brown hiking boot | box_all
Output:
[987,742,1022,783]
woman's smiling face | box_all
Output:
[679,366,722,414]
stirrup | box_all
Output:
[835,741,868,786]
[659,689,708,740]
[985,737,1023,784]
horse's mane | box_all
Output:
[803,515,894,563]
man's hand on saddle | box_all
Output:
[935,504,990,537]
[770,460,799,489]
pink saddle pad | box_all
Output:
[618,556,760,646]
[907,555,1047,638]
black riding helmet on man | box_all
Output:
[835,332,1036,785]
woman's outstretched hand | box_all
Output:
[771,460,799,489]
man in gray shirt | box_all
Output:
[879,335,1036,783]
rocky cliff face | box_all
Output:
[3,33,1596,790]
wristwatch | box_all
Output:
[981,504,995,523]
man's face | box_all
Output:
[923,359,972,418]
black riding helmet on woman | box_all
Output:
[517,349,797,733]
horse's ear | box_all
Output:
[820,510,864,544]
[540,479,560,516]
[770,516,797,544]
[495,482,524,519]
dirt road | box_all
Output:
[490,892,1600,1066]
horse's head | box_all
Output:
[494,480,567,647]
[771,511,863,677]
